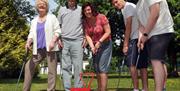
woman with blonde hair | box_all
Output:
[23,0,61,91]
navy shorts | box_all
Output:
[147,33,174,62]
[125,39,148,69]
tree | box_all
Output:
[166,0,180,77]
[0,0,35,78]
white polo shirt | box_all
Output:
[136,0,174,38]
[121,2,139,40]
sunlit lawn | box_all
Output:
[0,74,179,91]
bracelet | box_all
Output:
[98,40,102,44]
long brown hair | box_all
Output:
[82,2,98,20]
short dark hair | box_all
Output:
[65,0,78,9]
[109,0,114,3]
[82,2,98,19]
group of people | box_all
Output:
[111,0,174,91]
[23,0,174,91]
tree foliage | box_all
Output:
[0,0,35,78]
[168,0,180,45]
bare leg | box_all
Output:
[140,68,148,91]
[130,65,139,90]
[99,73,108,91]
[97,74,101,91]
[151,60,165,91]
[163,64,168,89]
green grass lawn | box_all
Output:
[0,74,179,91]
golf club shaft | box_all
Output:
[15,50,29,91]
[117,56,126,89]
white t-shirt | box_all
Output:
[136,0,174,38]
[121,2,139,40]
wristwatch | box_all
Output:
[143,33,148,37]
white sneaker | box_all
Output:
[133,89,139,91]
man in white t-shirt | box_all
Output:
[136,0,174,91]
[110,0,148,91]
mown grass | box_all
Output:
[0,74,179,91]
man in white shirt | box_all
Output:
[136,0,174,91]
[110,0,148,91]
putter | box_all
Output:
[84,53,94,87]
[116,55,126,90]
[135,49,141,69]
[15,49,29,91]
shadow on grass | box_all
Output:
[40,88,133,91]
[82,75,154,79]
[0,77,47,84]
[107,75,156,78]
[0,74,178,84]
